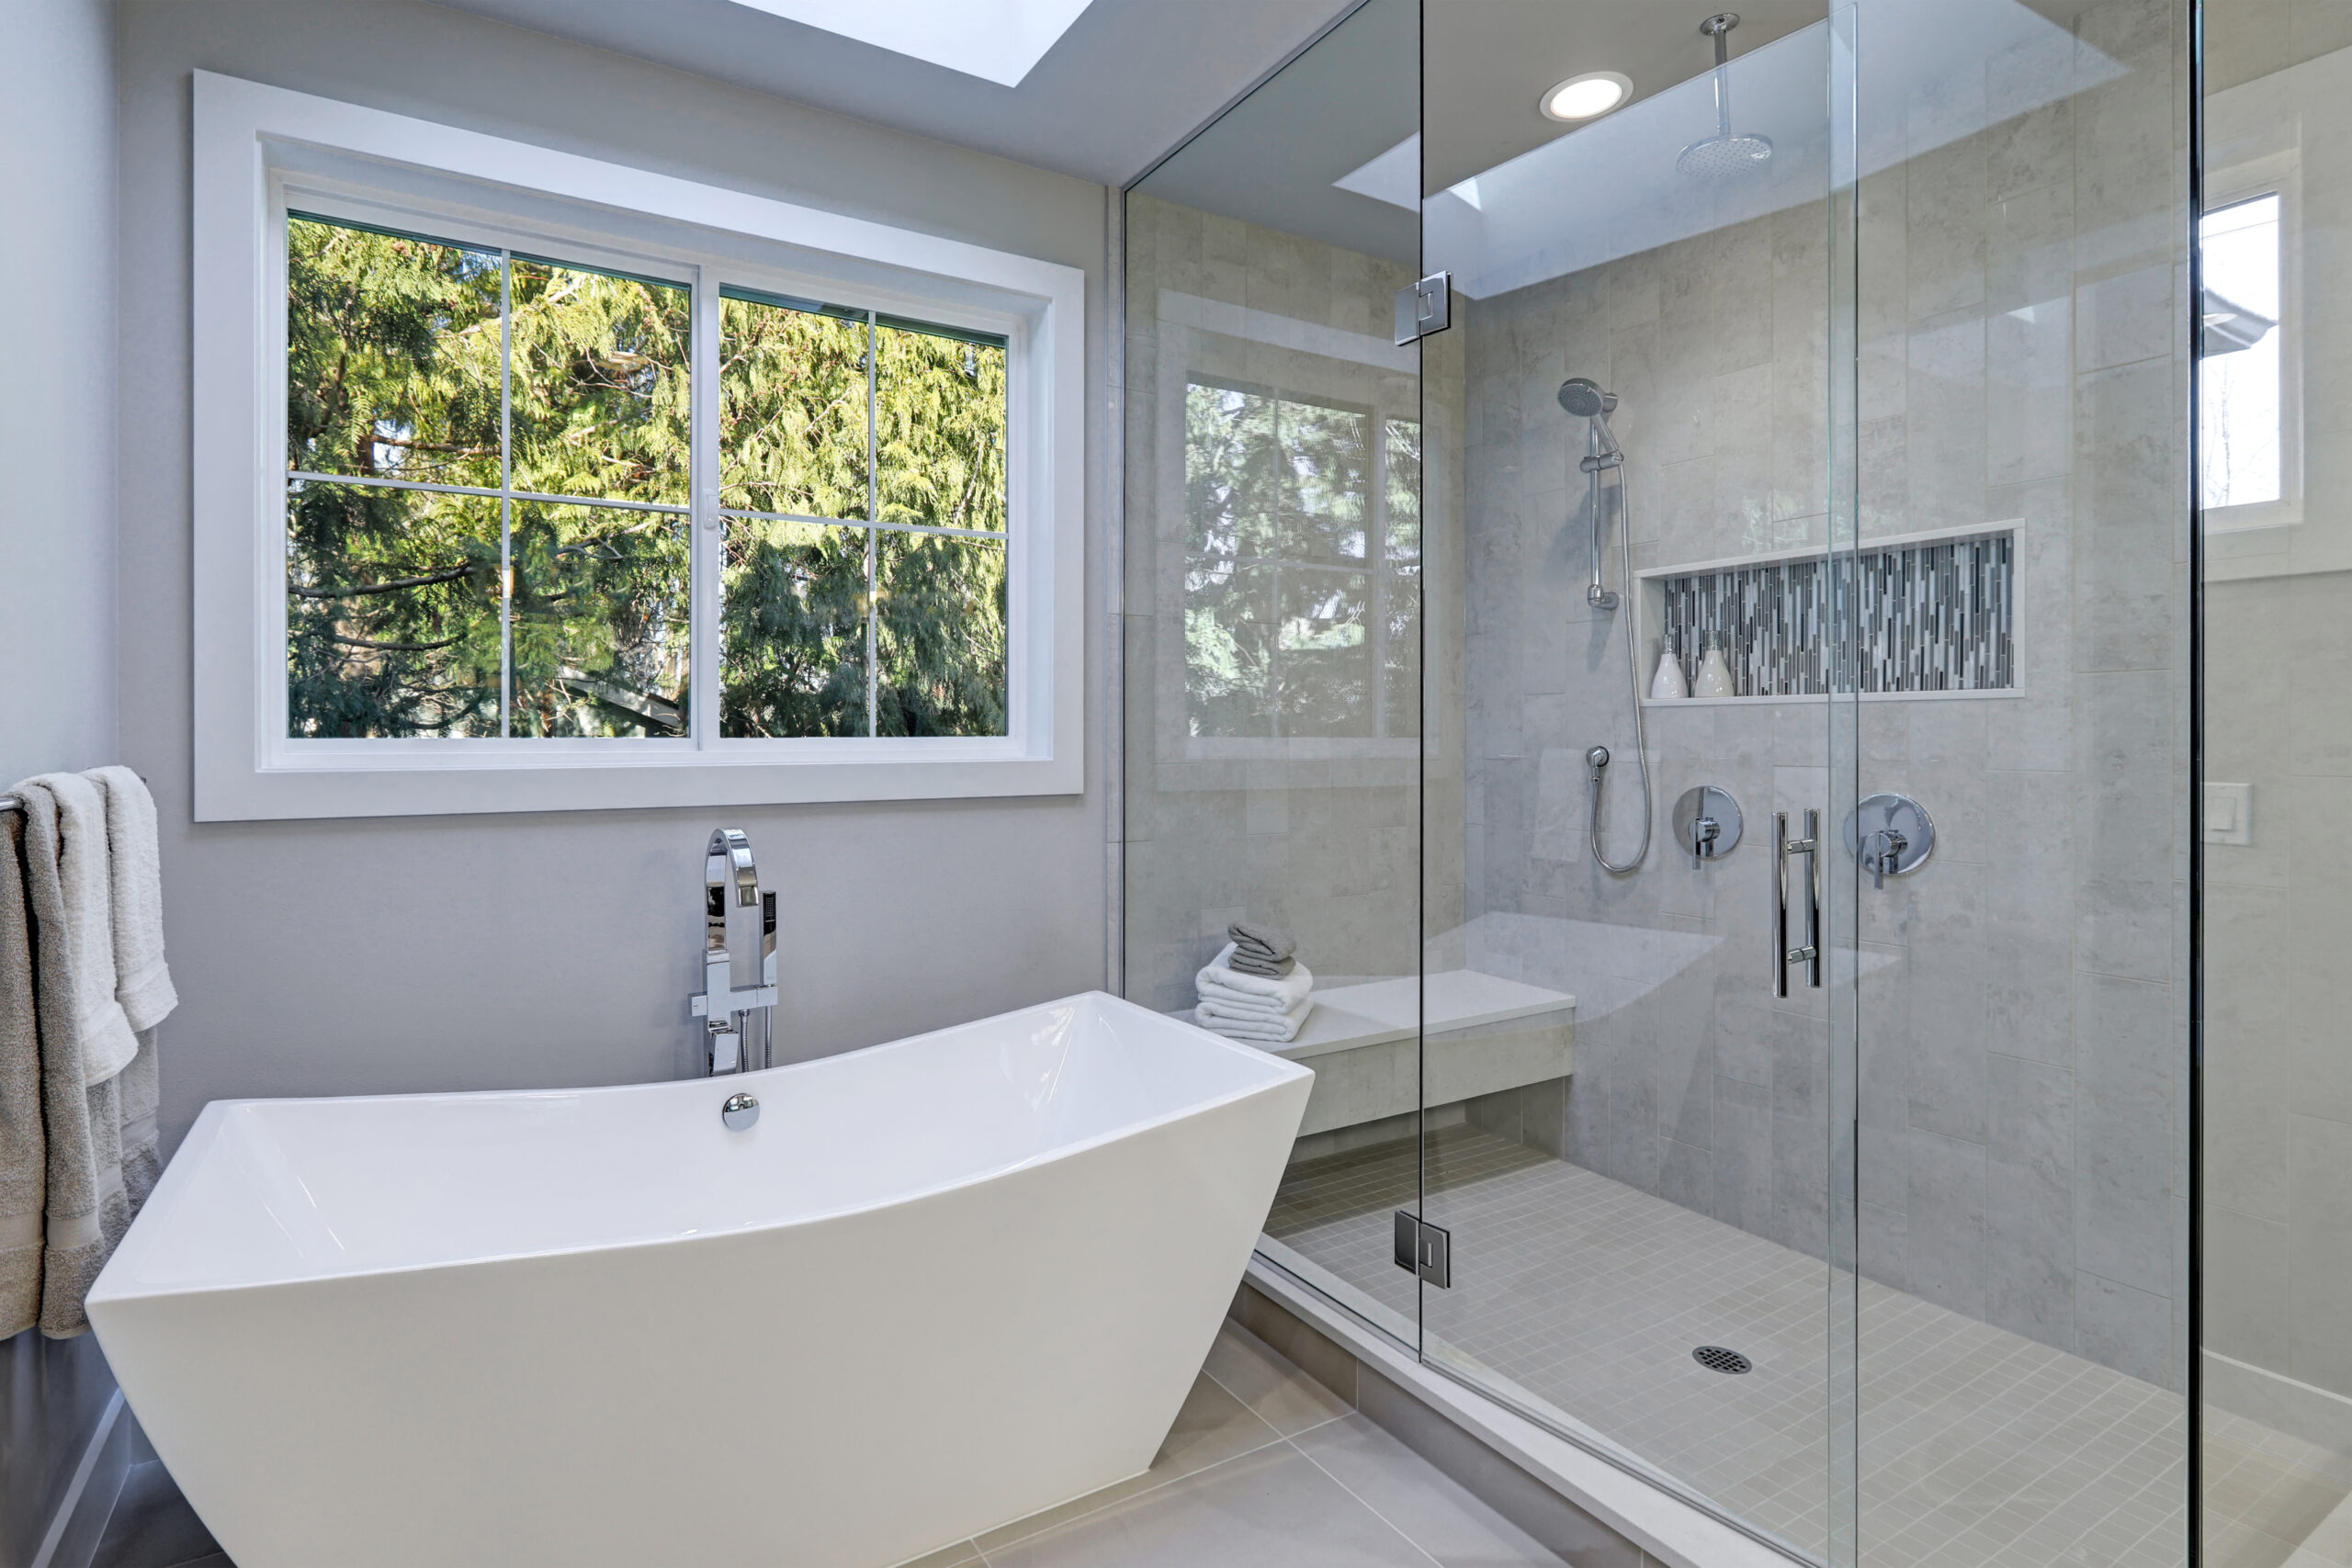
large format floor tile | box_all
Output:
[91,1459,223,1568]
[982,1442,1440,1568]
[960,1321,1581,1567]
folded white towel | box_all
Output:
[13,775,138,1086]
[1196,943,1313,1010]
[1195,995,1314,1043]
[85,769,175,1035]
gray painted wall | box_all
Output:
[115,0,1114,1154]
[0,3,126,1562]
[1,0,118,784]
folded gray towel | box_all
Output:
[1227,952,1296,979]
[1227,920,1295,963]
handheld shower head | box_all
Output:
[1561,377,1623,472]
[1557,377,1615,419]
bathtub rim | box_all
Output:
[92,989,1313,1303]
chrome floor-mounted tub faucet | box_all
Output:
[691,828,777,1074]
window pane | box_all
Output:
[1186,381,1282,563]
[875,319,1008,532]
[286,216,502,489]
[506,502,690,737]
[719,517,869,737]
[2200,193,2282,510]
[510,259,692,507]
[1275,566,1374,737]
[1185,558,1277,738]
[720,293,871,521]
[1278,396,1372,561]
[286,481,503,737]
[875,532,1007,736]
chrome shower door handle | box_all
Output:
[1773,809,1823,998]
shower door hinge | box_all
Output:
[1393,1212,1452,1288]
[1394,272,1452,345]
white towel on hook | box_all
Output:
[85,768,175,1034]
[10,774,138,1087]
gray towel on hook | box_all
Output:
[6,787,160,1338]
[10,775,136,1086]
[0,812,47,1335]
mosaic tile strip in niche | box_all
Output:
[1657,533,2014,697]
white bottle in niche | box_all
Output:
[1694,636,1736,698]
[1651,638,1690,701]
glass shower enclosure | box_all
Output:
[1123,2,2199,1562]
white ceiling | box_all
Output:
[424,0,1356,186]
[1425,1,1829,191]
[1130,0,1832,269]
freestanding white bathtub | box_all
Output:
[87,992,1313,1568]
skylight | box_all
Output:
[725,0,1095,88]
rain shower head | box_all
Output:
[1678,13,1773,180]
[1557,377,1615,419]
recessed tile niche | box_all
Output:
[1638,525,2018,703]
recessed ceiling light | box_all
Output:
[1541,71,1632,122]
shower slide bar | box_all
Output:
[1774,810,1822,997]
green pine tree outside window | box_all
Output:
[283,213,1010,741]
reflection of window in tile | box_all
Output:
[1182,378,1419,741]
[2201,192,2282,512]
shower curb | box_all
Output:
[1238,1258,1806,1568]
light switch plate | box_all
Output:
[2203,782,2252,846]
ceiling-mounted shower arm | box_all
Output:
[1702,12,1739,140]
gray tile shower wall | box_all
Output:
[1453,0,2188,1387]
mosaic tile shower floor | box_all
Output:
[1263,1125,2322,1568]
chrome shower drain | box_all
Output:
[1692,1345,1752,1374]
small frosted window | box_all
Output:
[2200,193,2282,512]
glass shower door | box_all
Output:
[1412,5,1856,1557]
[1117,0,1430,1352]
[1840,1,2192,1564]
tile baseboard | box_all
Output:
[2205,1349,2352,1457]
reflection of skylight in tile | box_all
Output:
[726,0,1094,87]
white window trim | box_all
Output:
[193,72,1084,821]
